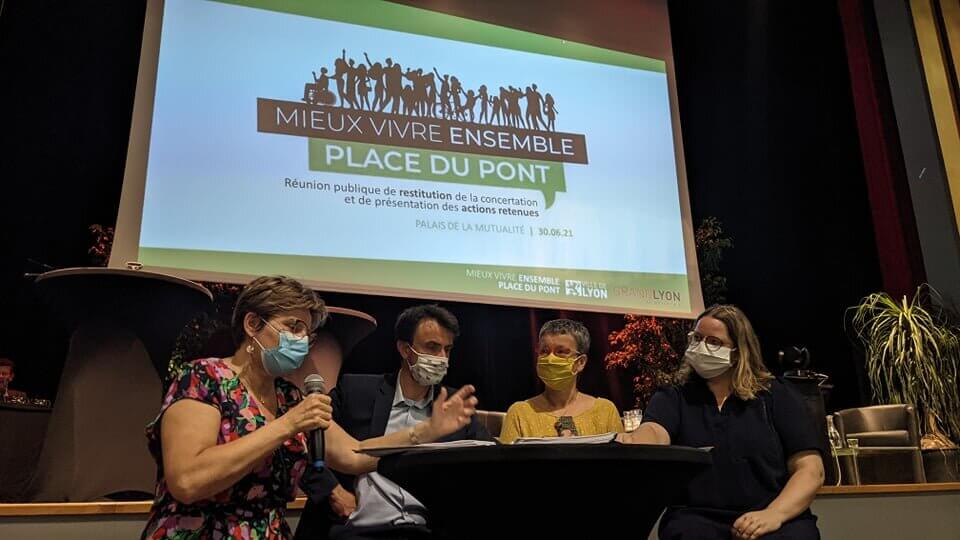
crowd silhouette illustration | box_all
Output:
[303,49,559,132]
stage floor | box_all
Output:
[1,484,958,540]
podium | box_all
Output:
[378,444,712,538]
[29,268,212,501]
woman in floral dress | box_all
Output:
[142,276,477,539]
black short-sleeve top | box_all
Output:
[643,377,824,512]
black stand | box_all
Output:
[29,268,212,501]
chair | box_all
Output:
[833,404,926,484]
[476,410,506,439]
[784,375,836,484]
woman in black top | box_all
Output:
[619,305,824,539]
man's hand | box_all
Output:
[328,484,357,519]
[425,385,477,440]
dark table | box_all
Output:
[0,402,52,501]
[379,443,712,538]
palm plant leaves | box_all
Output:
[849,286,960,443]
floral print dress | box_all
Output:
[141,358,309,539]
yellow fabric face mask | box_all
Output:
[536,353,582,390]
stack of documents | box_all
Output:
[357,439,495,457]
[512,433,618,445]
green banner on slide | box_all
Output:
[139,247,692,314]
[209,0,666,73]
[308,138,567,208]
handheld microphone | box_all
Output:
[303,374,326,470]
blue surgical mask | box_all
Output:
[253,320,309,376]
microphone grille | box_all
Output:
[304,374,326,394]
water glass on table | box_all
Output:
[623,409,642,432]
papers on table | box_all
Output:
[357,433,625,456]
[356,439,496,457]
[512,432,618,445]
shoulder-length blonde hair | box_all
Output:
[676,304,773,400]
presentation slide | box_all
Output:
[114,0,702,315]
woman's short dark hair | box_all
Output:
[394,304,460,344]
[539,319,591,353]
[231,276,327,346]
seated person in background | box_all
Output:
[295,304,489,540]
[618,304,824,540]
[499,319,623,443]
[285,310,376,522]
[287,330,356,520]
[141,277,477,540]
[0,358,27,401]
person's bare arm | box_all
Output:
[161,393,330,504]
[733,451,824,539]
[616,422,671,445]
[324,386,478,475]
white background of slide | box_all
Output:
[140,0,687,274]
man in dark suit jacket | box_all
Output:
[295,304,489,540]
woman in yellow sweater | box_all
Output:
[500,319,623,443]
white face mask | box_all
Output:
[685,340,736,379]
[406,346,449,386]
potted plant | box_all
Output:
[605,217,732,409]
[849,286,960,481]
